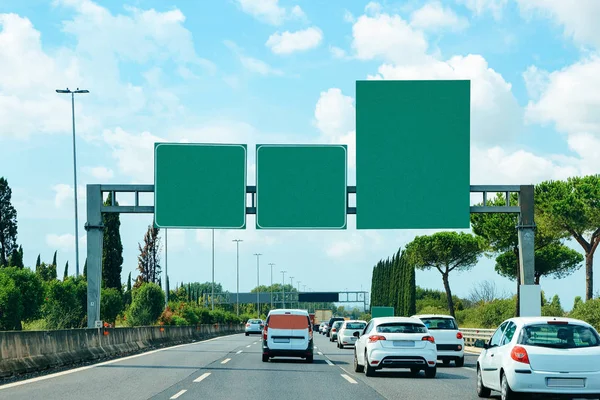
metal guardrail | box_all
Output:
[461,328,495,347]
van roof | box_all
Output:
[267,309,309,316]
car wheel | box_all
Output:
[476,366,491,398]
[410,367,420,376]
[424,365,436,378]
[353,350,364,373]
[443,359,450,366]
[501,372,519,400]
[455,356,464,367]
[262,354,269,362]
[364,352,376,377]
[306,355,313,363]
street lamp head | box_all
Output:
[74,89,89,94]
[56,89,71,93]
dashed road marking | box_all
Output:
[171,390,187,399]
[193,372,211,383]
[462,367,476,372]
[325,359,334,366]
[253,342,258,345]
[341,374,358,384]
[317,351,324,355]
[221,358,231,364]
[236,350,243,354]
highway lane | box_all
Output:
[1,332,487,400]
[314,332,488,400]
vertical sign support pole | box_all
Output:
[211,229,215,310]
[254,253,262,317]
[85,184,103,328]
[517,185,539,316]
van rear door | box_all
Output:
[267,314,307,350]
[290,315,311,351]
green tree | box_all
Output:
[406,232,486,317]
[36,262,57,281]
[0,267,44,330]
[42,279,86,329]
[127,283,165,326]
[135,225,162,287]
[63,261,69,280]
[102,193,123,290]
[83,258,87,278]
[0,177,18,267]
[495,242,583,283]
[101,288,124,324]
[52,250,57,269]
[8,245,24,268]
[36,254,41,268]
[536,176,600,300]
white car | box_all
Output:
[412,314,464,366]
[477,317,600,400]
[337,320,367,348]
[353,317,437,377]
[245,318,264,336]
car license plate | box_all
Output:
[393,341,414,347]
[546,378,585,388]
[273,338,290,343]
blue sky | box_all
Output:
[1,0,599,311]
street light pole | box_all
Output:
[281,270,287,308]
[55,87,89,277]
[297,281,301,308]
[289,277,294,309]
[232,239,243,316]
[254,253,262,317]
[268,263,275,308]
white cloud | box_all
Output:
[343,10,355,23]
[369,55,522,145]
[240,55,284,76]
[329,46,347,59]
[46,233,76,252]
[516,0,600,49]
[522,65,549,99]
[365,2,383,16]
[84,166,114,180]
[314,88,355,139]
[235,0,305,25]
[53,183,86,208]
[351,12,429,64]
[165,229,186,252]
[266,27,323,55]
[410,2,469,31]
[524,57,600,136]
[457,0,508,20]
[195,228,279,251]
[567,133,600,176]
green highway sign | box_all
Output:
[255,144,347,229]
[154,143,247,229]
[356,80,471,229]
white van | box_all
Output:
[262,309,314,363]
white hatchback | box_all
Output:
[337,320,367,348]
[477,317,600,400]
[412,314,464,366]
[353,317,437,378]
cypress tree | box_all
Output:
[52,250,57,268]
[83,258,87,278]
[63,261,69,280]
[102,192,124,290]
[127,272,132,291]
[36,254,41,268]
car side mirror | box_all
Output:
[353,331,360,338]
[483,342,490,350]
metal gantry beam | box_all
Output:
[85,184,537,328]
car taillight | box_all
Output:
[368,335,386,343]
[456,332,463,340]
[332,328,337,332]
[263,325,268,340]
[510,346,530,364]
[421,336,435,343]
[246,323,250,327]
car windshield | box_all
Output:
[519,323,600,349]
[420,318,457,330]
[346,322,366,330]
[376,323,427,334]
[333,322,343,328]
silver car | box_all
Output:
[245,319,264,336]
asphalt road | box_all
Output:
[0,332,490,400]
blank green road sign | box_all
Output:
[356,80,470,229]
[256,144,347,229]
[154,143,247,229]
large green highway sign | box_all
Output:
[356,80,470,229]
[255,144,347,229]
[154,143,247,229]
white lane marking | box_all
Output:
[171,390,187,399]
[246,345,252,348]
[236,350,243,354]
[253,342,258,345]
[317,351,323,355]
[341,374,357,384]
[0,333,242,390]
[325,359,334,366]
[193,372,211,383]
[462,367,476,372]
[221,358,231,364]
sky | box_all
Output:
[1,0,599,311]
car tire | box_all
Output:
[353,349,364,373]
[410,367,420,376]
[443,359,450,366]
[245,333,249,336]
[501,372,519,400]
[364,352,376,377]
[306,355,313,363]
[262,354,269,362]
[424,365,436,378]
[455,356,464,367]
[476,366,491,398]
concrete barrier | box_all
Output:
[0,324,243,378]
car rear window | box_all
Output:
[376,323,427,334]
[268,314,310,329]
[333,321,344,328]
[519,324,600,349]
[420,318,457,330]
[249,319,262,324]
[346,322,366,329]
